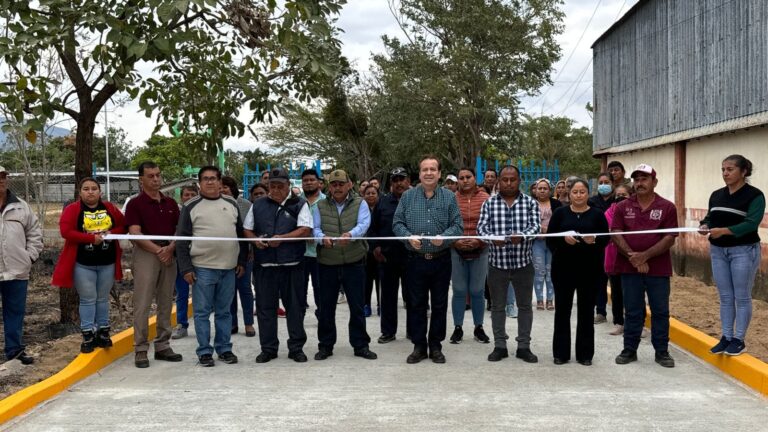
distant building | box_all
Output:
[591,0,768,300]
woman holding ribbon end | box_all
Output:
[547,179,609,365]
[53,178,126,353]
[699,155,765,356]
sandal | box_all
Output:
[546,301,555,311]
[536,301,545,310]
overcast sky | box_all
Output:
[104,0,638,152]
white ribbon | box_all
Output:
[104,227,701,243]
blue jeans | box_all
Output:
[710,243,761,340]
[73,263,115,331]
[230,261,254,327]
[621,274,670,352]
[192,267,236,356]
[531,239,554,302]
[1,279,28,358]
[506,283,516,306]
[175,270,190,328]
[450,249,488,326]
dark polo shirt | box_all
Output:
[125,191,180,236]
[610,193,678,277]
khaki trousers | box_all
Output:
[132,247,176,353]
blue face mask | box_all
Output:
[597,184,613,196]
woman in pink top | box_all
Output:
[604,184,632,335]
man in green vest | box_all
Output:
[312,169,377,361]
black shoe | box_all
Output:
[134,352,149,368]
[577,359,592,366]
[154,348,183,362]
[218,351,238,364]
[429,350,446,364]
[199,354,215,367]
[406,349,428,364]
[354,348,378,360]
[465,304,471,310]
[473,325,490,344]
[449,326,463,344]
[378,334,396,344]
[515,348,538,363]
[710,336,730,355]
[314,349,333,361]
[231,326,238,334]
[81,330,96,354]
[255,352,278,363]
[615,348,637,365]
[655,351,675,368]
[487,348,509,362]
[553,357,568,365]
[288,351,308,363]
[13,351,34,365]
[95,327,112,348]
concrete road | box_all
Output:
[4,296,767,431]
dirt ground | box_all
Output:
[1,266,766,401]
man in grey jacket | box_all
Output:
[0,166,44,364]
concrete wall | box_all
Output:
[603,144,677,201]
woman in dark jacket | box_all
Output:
[52,178,125,353]
[547,179,609,366]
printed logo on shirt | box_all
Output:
[624,207,636,219]
[650,209,663,221]
[82,209,112,233]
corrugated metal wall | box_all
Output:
[593,0,768,151]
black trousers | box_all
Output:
[379,253,408,337]
[609,275,624,325]
[405,253,451,352]
[364,252,380,308]
[552,270,595,362]
[254,264,307,355]
[317,261,370,351]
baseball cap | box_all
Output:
[0,166,7,177]
[445,174,458,183]
[327,169,350,183]
[269,167,290,182]
[630,163,656,179]
[390,167,408,178]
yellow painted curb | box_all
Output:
[0,302,190,425]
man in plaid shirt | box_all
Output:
[476,165,541,363]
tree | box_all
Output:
[518,114,598,178]
[368,0,564,170]
[0,0,347,190]
[132,134,208,180]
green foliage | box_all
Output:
[0,0,347,181]
[518,114,598,178]
[132,134,208,180]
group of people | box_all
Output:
[0,152,762,370]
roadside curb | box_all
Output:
[0,304,187,424]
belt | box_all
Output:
[408,249,449,260]
[152,240,171,247]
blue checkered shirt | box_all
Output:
[476,193,541,270]
[392,185,464,253]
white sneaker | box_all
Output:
[641,327,650,338]
[609,324,624,336]
[337,292,346,304]
[171,324,187,339]
[505,304,518,318]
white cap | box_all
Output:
[630,163,656,179]
[0,166,8,174]
[445,174,458,183]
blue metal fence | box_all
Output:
[475,157,560,191]
[242,160,322,196]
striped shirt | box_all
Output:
[476,192,541,270]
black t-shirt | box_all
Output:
[76,201,117,266]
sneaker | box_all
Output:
[95,326,113,348]
[724,338,746,356]
[449,326,463,344]
[487,347,509,362]
[277,307,286,318]
[364,305,372,318]
[81,330,96,354]
[13,351,34,365]
[609,324,624,336]
[199,354,215,367]
[655,351,675,368]
[710,336,730,354]
[171,324,188,340]
[641,328,650,338]
[473,325,490,344]
[378,334,396,344]
[594,314,607,324]
[338,292,346,304]
[505,304,518,318]
[615,349,637,365]
[218,351,238,364]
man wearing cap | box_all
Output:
[393,155,464,364]
[312,169,377,360]
[0,166,43,365]
[125,161,184,368]
[611,163,678,368]
[245,167,313,363]
[369,167,412,344]
[443,174,458,193]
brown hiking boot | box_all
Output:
[135,351,149,368]
[154,348,183,362]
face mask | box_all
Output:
[597,184,613,196]
[614,196,627,203]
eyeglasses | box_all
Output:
[201,176,219,183]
